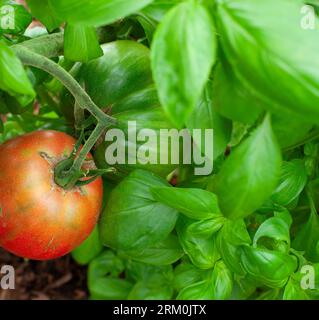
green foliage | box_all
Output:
[2,0,319,301]
[213,115,282,220]
[64,24,103,62]
[50,0,153,27]
[99,170,178,252]
[151,1,217,128]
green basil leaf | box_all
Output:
[213,115,282,219]
[64,24,103,62]
[26,0,62,32]
[187,80,232,161]
[151,1,217,128]
[256,289,280,300]
[128,277,173,300]
[50,0,153,27]
[128,282,173,300]
[88,251,125,279]
[212,59,263,125]
[151,186,222,220]
[0,117,3,133]
[177,261,232,300]
[210,260,233,300]
[0,1,32,35]
[216,0,319,123]
[253,212,291,248]
[283,276,311,300]
[99,170,178,251]
[90,278,133,300]
[173,263,203,291]
[121,234,184,266]
[126,261,173,283]
[271,160,307,207]
[177,216,220,269]
[141,0,182,22]
[139,0,183,43]
[71,226,103,265]
[240,246,297,288]
[217,219,251,275]
[293,208,319,262]
[186,217,225,238]
[272,114,313,149]
[177,279,214,300]
[0,42,35,98]
[88,251,132,300]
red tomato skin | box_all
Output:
[0,130,103,260]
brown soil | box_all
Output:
[0,248,88,300]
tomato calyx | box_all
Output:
[54,157,116,190]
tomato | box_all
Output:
[0,130,103,260]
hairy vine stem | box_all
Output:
[12,43,116,189]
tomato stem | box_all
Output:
[12,45,116,189]
[54,123,107,189]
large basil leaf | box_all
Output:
[99,170,178,251]
[151,1,217,128]
[213,115,282,219]
[121,235,184,266]
[240,246,297,288]
[187,80,232,161]
[216,0,319,123]
[50,0,153,27]
[0,42,35,98]
[212,59,263,125]
[151,186,222,220]
[64,24,103,62]
[177,216,220,269]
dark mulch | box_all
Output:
[0,248,88,300]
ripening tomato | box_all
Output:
[0,130,103,260]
